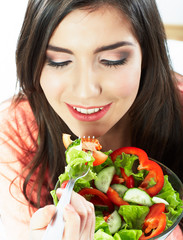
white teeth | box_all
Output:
[88,108,95,114]
[73,107,103,114]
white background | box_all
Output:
[0,0,183,103]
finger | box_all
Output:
[30,205,56,230]
[57,188,94,238]
[63,204,80,240]
[89,202,95,240]
[57,188,88,232]
[79,198,93,235]
[80,202,95,240]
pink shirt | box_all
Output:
[0,99,38,239]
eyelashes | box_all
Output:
[100,58,127,68]
[47,59,72,68]
[46,57,127,69]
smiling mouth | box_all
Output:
[66,103,112,122]
[72,106,104,114]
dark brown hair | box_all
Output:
[15,0,183,208]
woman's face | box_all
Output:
[40,5,142,138]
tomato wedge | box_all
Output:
[106,187,129,206]
[62,134,73,149]
[139,203,166,239]
[62,134,107,166]
[78,188,114,212]
[61,180,69,189]
[92,150,108,166]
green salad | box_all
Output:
[51,136,183,240]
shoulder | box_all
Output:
[0,97,38,164]
[0,97,38,143]
[0,97,34,125]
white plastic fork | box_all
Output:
[42,165,90,240]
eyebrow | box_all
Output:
[94,41,134,53]
[47,41,134,54]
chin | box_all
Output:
[69,125,109,139]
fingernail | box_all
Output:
[56,188,64,195]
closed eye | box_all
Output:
[101,58,127,68]
[47,58,72,68]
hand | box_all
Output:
[30,189,95,240]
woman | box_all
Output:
[0,0,182,239]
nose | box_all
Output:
[71,63,102,99]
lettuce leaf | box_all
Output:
[156,175,183,227]
[114,153,146,181]
[114,229,142,240]
[118,205,149,230]
[95,216,111,234]
[94,229,114,240]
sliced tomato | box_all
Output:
[61,180,69,188]
[106,187,129,206]
[92,150,108,166]
[103,214,111,222]
[78,188,114,212]
[81,137,102,151]
[62,134,73,149]
[62,134,107,166]
[81,137,108,166]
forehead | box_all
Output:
[49,5,137,48]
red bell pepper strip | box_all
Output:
[111,147,164,197]
[78,188,114,212]
[106,187,129,206]
[120,168,134,188]
[139,203,166,239]
[138,158,164,197]
[110,147,136,188]
[111,174,124,184]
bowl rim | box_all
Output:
[147,159,183,239]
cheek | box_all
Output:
[40,67,66,100]
[110,68,141,98]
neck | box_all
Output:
[98,113,131,152]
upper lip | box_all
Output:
[66,103,111,109]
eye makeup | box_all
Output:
[100,58,127,68]
[46,49,73,68]
[46,57,72,68]
[99,50,130,68]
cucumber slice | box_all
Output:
[111,184,128,198]
[152,196,169,205]
[107,210,122,234]
[123,188,153,206]
[95,166,115,193]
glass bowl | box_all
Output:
[148,159,183,240]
